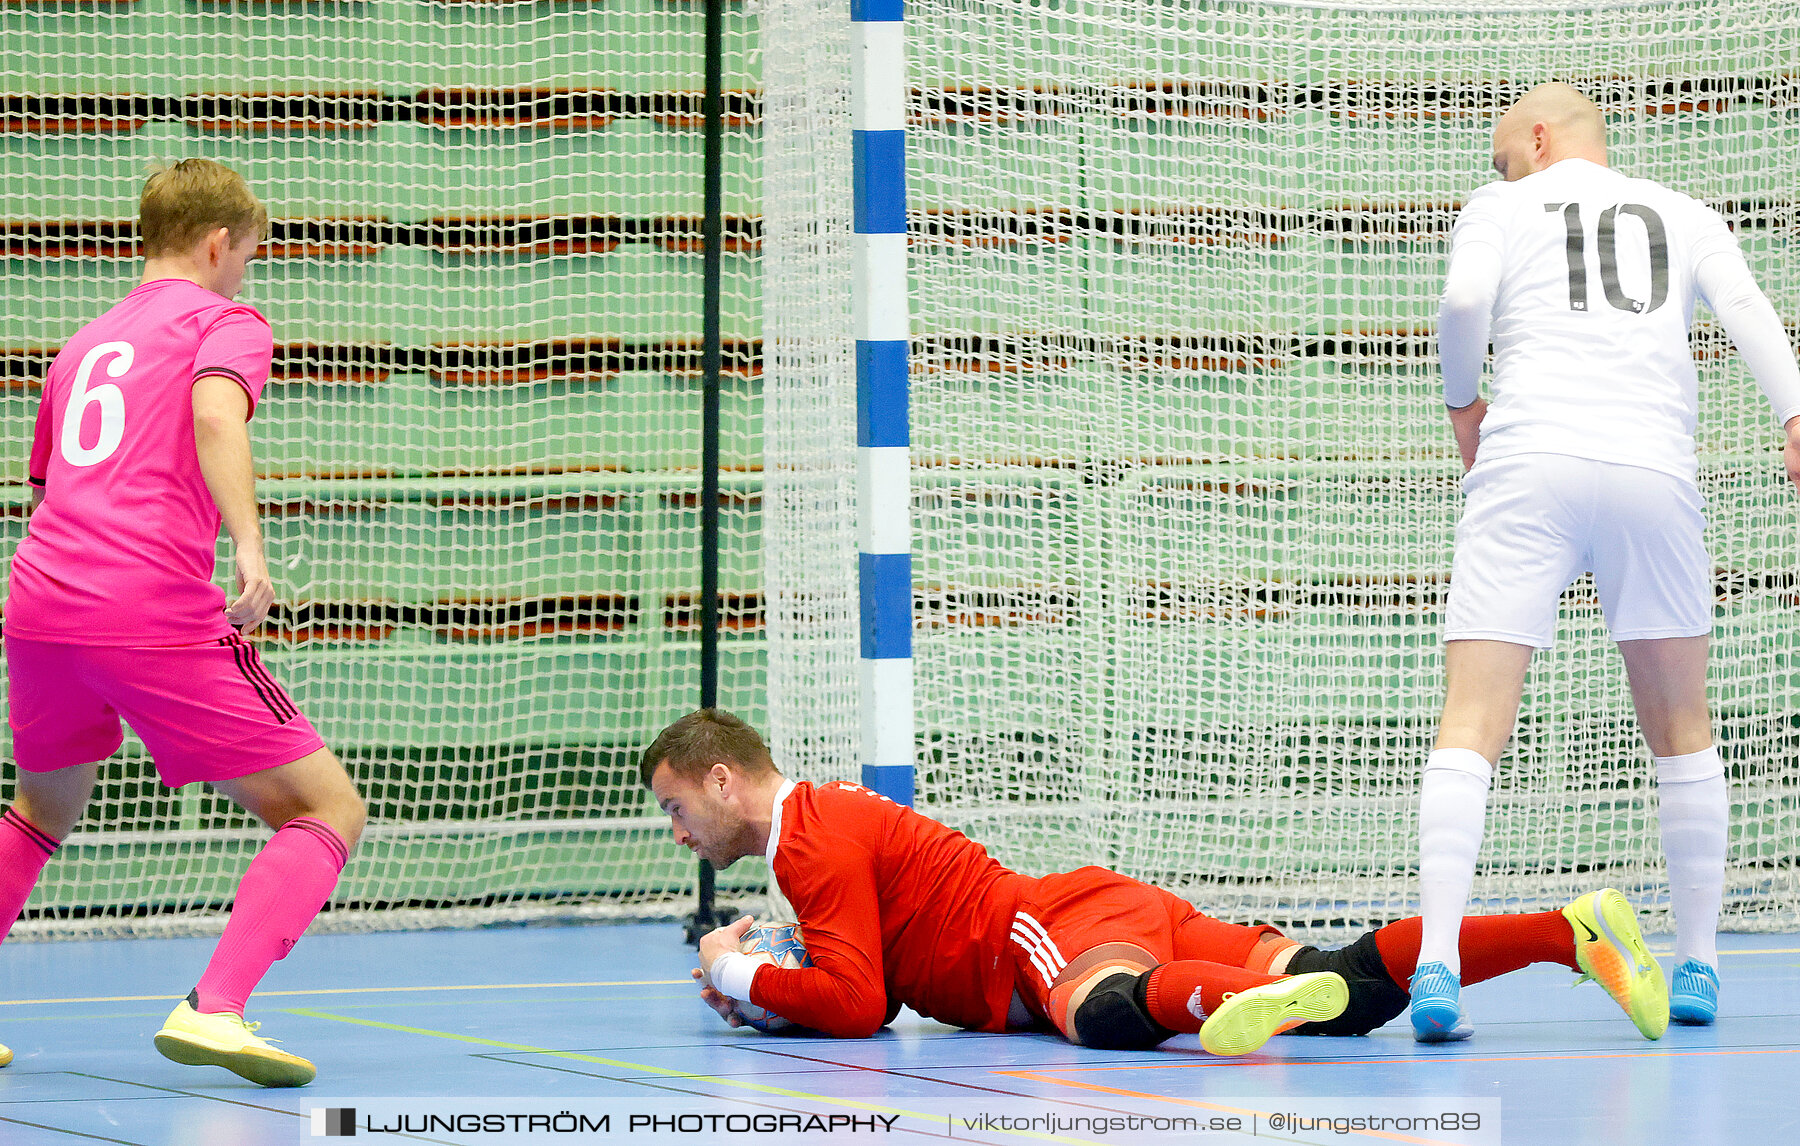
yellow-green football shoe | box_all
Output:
[1562,889,1668,1040]
[154,993,316,1087]
[1199,972,1350,1057]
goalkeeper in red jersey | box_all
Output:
[644,709,1669,1054]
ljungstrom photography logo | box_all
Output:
[311,1108,356,1137]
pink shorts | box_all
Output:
[6,634,326,788]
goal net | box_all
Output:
[763,0,1800,936]
[8,0,1798,942]
[2,0,764,936]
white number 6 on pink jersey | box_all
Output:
[61,340,132,467]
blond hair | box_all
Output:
[138,159,270,257]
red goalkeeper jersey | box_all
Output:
[747,780,1033,1038]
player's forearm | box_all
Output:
[1784,415,1800,492]
[1446,398,1487,472]
[1438,331,1488,410]
[706,927,889,1037]
[1697,251,1800,427]
[194,414,266,562]
[749,965,888,1039]
[1438,242,1501,409]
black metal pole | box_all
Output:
[687,0,727,946]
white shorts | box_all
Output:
[1444,453,1711,649]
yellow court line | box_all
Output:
[0,981,688,1007]
[287,1007,1097,1146]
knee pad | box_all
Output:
[1070,971,1176,1050]
[1283,933,1410,1036]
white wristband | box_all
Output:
[710,951,760,1002]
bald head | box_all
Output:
[1491,82,1607,181]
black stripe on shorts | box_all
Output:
[220,634,298,723]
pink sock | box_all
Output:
[0,808,60,943]
[194,816,348,1016]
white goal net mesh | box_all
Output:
[7,0,1797,942]
[2,0,765,936]
[764,0,1800,936]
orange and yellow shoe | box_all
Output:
[1199,972,1349,1057]
[0,1040,12,1067]
[154,994,315,1087]
[1562,889,1668,1040]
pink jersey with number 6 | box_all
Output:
[6,278,273,646]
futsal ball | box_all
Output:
[730,921,812,1032]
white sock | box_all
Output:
[1656,746,1726,968]
[1417,747,1494,976]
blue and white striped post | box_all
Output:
[852,0,913,806]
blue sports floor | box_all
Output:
[0,924,1795,1146]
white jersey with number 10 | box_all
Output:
[1451,157,1741,483]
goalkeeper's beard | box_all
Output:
[697,822,759,869]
